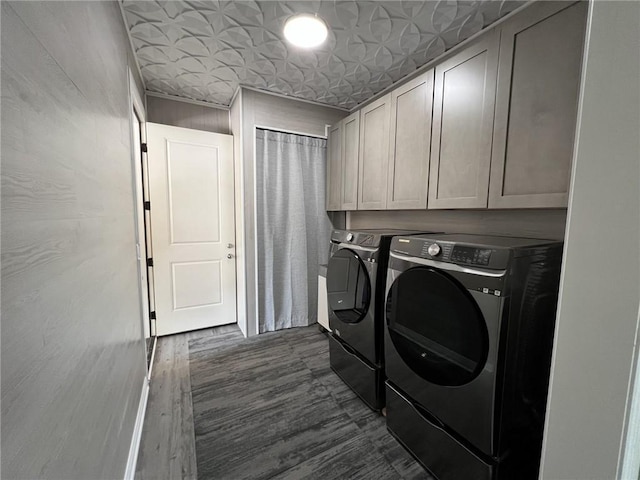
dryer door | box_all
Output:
[386,266,489,387]
[327,248,371,324]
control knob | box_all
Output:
[346,233,354,242]
[427,243,441,257]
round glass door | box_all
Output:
[386,267,488,386]
[327,248,371,324]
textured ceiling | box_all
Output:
[122,1,523,110]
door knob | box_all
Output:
[227,253,234,259]
[227,243,234,248]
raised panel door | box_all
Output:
[388,70,434,210]
[358,94,391,210]
[429,32,499,209]
[341,111,360,210]
[326,122,342,211]
[489,1,587,208]
[147,123,236,336]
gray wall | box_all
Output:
[1,2,147,478]
[238,89,347,336]
[540,1,640,478]
[349,209,567,240]
[147,95,230,134]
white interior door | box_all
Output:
[147,123,236,336]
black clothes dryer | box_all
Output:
[384,234,563,480]
[326,229,430,411]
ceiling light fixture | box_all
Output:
[283,14,328,49]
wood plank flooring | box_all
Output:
[135,324,238,480]
[137,325,430,479]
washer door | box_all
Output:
[386,267,489,386]
[327,248,371,324]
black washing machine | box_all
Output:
[384,234,563,480]
[326,229,431,411]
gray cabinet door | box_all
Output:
[326,122,342,211]
[428,32,499,209]
[358,94,391,210]
[489,1,587,209]
[387,70,434,210]
[341,111,360,210]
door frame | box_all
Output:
[138,93,246,338]
[128,69,156,376]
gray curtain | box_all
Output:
[256,128,331,333]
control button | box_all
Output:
[427,243,441,256]
[346,233,354,242]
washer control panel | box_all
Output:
[450,246,492,266]
[427,243,441,257]
[391,237,510,269]
[418,242,453,260]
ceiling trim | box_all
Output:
[229,86,242,109]
[240,86,351,113]
[117,0,145,91]
[145,91,230,110]
[352,0,536,113]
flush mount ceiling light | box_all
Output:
[283,14,328,48]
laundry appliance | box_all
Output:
[326,229,432,410]
[384,234,563,480]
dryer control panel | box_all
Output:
[331,230,380,247]
[330,229,427,248]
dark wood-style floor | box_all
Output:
[136,325,430,479]
[135,325,238,479]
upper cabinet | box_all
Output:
[342,112,360,210]
[489,1,587,208]
[358,94,391,210]
[428,31,499,209]
[326,122,342,211]
[326,111,360,211]
[387,70,434,210]
[324,1,586,212]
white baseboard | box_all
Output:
[147,336,158,380]
[619,308,640,479]
[124,377,150,480]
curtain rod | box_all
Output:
[255,125,327,140]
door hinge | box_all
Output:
[141,143,148,153]
[149,311,156,320]
[144,201,151,211]
[147,258,154,267]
